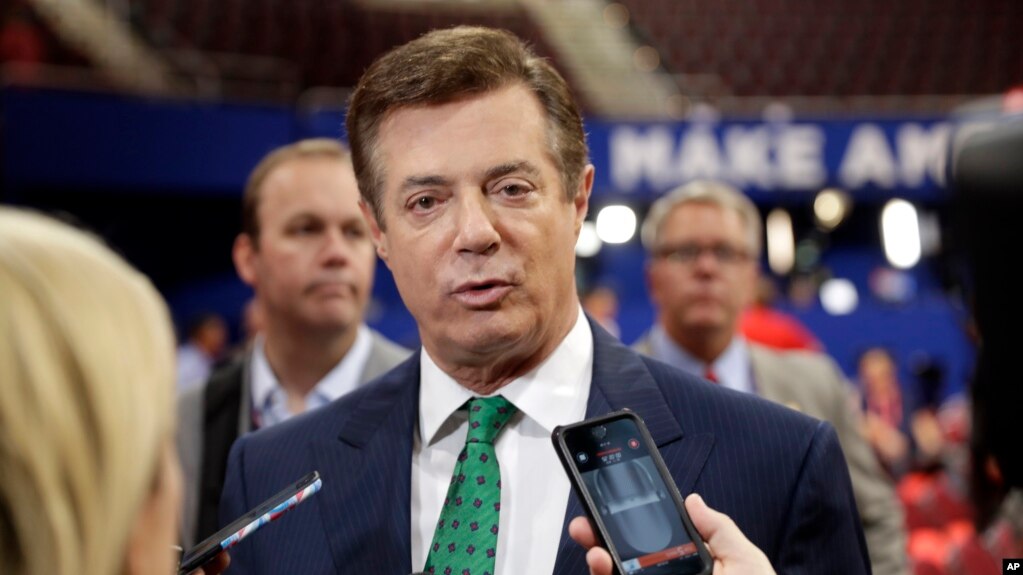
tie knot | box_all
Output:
[465,395,517,445]
[704,367,718,384]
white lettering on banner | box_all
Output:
[610,126,675,190]
[777,125,827,189]
[839,124,898,188]
[898,123,950,187]
[724,126,773,188]
[608,122,947,193]
[677,127,724,181]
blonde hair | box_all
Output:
[0,207,176,575]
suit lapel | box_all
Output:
[553,319,715,573]
[310,352,421,575]
[301,322,717,573]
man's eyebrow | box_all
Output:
[284,211,321,222]
[485,161,541,181]
[401,175,451,192]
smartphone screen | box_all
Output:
[556,413,709,575]
[178,470,322,574]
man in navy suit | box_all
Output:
[219,26,870,575]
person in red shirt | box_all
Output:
[739,276,822,352]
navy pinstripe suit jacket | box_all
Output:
[219,318,870,574]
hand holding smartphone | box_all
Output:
[177,470,322,574]
[553,411,712,575]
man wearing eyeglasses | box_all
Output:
[634,179,909,575]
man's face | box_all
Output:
[235,156,376,334]
[647,203,757,340]
[366,84,591,364]
[859,351,897,396]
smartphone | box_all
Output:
[552,410,712,575]
[177,470,322,574]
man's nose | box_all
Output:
[690,247,726,275]
[321,227,352,265]
[453,193,500,255]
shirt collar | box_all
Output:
[650,325,753,393]
[250,324,374,409]
[418,307,593,446]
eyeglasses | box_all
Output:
[654,243,751,265]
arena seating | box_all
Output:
[125,0,562,102]
[10,0,1021,107]
[619,0,1023,96]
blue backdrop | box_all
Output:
[1,87,975,402]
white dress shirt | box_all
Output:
[412,308,593,575]
[649,325,755,394]
[250,324,373,428]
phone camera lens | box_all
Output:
[591,425,607,440]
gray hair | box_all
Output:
[640,180,763,257]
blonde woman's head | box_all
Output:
[0,207,179,575]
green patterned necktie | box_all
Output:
[425,395,518,575]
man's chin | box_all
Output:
[681,316,726,334]
[302,309,360,333]
[435,315,536,358]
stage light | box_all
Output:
[633,46,660,72]
[576,221,603,257]
[813,188,851,230]
[595,205,638,244]
[820,278,858,316]
[881,199,921,269]
[766,208,795,275]
[603,3,629,28]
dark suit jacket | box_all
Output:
[177,329,410,547]
[633,334,905,575]
[220,319,870,574]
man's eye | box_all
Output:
[678,246,701,260]
[290,222,320,235]
[714,247,738,262]
[495,182,532,198]
[415,196,436,210]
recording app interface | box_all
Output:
[565,417,704,575]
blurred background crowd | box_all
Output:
[2,0,1021,573]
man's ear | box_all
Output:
[233,233,258,286]
[359,199,389,263]
[573,164,595,236]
